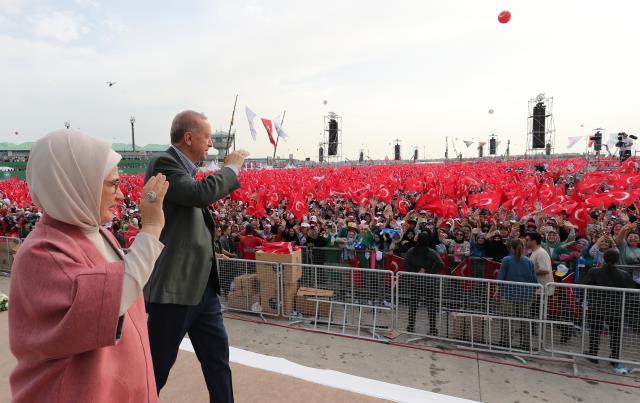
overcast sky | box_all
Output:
[1,0,639,160]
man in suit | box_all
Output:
[145,110,249,402]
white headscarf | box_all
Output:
[26,129,121,230]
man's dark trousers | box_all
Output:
[147,278,233,403]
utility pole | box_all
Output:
[130,116,136,152]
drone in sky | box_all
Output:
[106,81,116,87]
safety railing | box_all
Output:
[0,236,21,275]
[217,255,640,367]
[543,282,640,366]
[217,258,281,317]
[396,272,544,355]
[282,262,394,340]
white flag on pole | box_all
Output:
[567,136,583,149]
[274,119,288,140]
[245,106,258,141]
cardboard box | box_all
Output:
[259,281,299,315]
[227,291,259,310]
[256,249,302,284]
[233,274,259,297]
[451,314,486,342]
[295,287,335,318]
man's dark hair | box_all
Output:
[603,249,620,270]
[526,232,542,245]
[170,110,208,144]
[416,232,431,247]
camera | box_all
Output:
[615,132,637,147]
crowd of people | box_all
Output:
[3,140,640,380]
[2,158,639,280]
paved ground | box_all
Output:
[223,312,640,403]
[2,275,640,402]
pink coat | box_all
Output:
[9,215,157,403]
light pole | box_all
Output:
[130,116,136,152]
[64,121,70,129]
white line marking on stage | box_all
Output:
[179,338,478,403]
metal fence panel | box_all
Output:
[396,272,544,354]
[543,282,640,366]
[306,247,348,267]
[216,258,281,317]
[282,262,394,339]
[0,236,21,275]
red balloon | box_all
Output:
[498,10,511,24]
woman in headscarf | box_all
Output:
[9,130,168,403]
[395,229,416,257]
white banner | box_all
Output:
[567,136,583,149]
[245,106,258,141]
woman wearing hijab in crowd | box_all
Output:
[9,130,168,403]
[395,230,416,257]
[442,228,471,271]
[615,222,640,286]
[589,233,619,267]
[542,228,574,261]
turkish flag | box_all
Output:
[267,191,281,208]
[466,191,502,211]
[414,192,437,211]
[483,259,502,280]
[584,193,614,208]
[538,183,555,202]
[384,254,403,286]
[606,190,640,206]
[124,227,140,248]
[569,203,589,235]
[375,186,393,203]
[459,200,469,218]
[452,258,473,291]
[396,197,408,215]
[288,193,308,221]
[261,118,276,146]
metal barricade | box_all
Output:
[298,246,311,265]
[306,247,345,267]
[0,236,21,275]
[619,264,640,276]
[216,258,281,317]
[544,282,640,366]
[396,272,544,355]
[282,262,394,340]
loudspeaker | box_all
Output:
[590,131,602,152]
[413,149,418,161]
[328,119,338,156]
[319,146,324,162]
[489,138,496,155]
[545,142,551,156]
[359,151,364,162]
[532,102,546,149]
[478,146,483,158]
[394,144,401,160]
